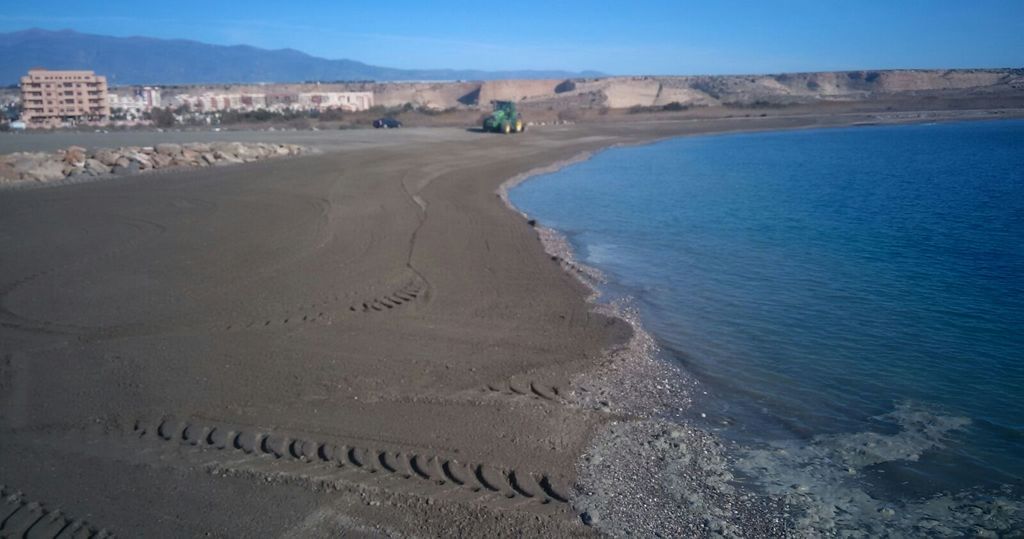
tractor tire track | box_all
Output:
[213,166,434,334]
[221,274,428,332]
[0,485,111,538]
[484,377,568,405]
[134,416,571,506]
[346,277,427,315]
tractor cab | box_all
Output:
[493,101,515,114]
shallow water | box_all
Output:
[511,120,1024,523]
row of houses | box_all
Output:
[168,91,374,113]
[108,86,162,118]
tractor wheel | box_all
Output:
[515,119,523,133]
[502,121,511,134]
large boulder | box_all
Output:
[128,152,152,169]
[180,148,200,163]
[63,145,88,164]
[94,149,122,166]
[234,145,257,161]
[211,141,244,156]
[62,162,84,176]
[155,143,182,156]
[185,143,212,153]
[150,153,173,168]
[112,160,142,175]
[0,162,18,182]
[20,159,66,182]
[8,152,45,173]
[213,150,243,164]
[84,159,110,175]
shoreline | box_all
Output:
[498,129,791,536]
[499,116,1024,536]
[0,110,1021,536]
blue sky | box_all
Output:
[2,0,1022,74]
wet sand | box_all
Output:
[1,108,1020,537]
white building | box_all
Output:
[171,91,373,113]
[297,92,373,111]
[108,86,162,117]
[141,86,161,109]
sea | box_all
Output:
[509,119,1024,533]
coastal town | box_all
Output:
[7,68,377,129]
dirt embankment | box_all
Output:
[165,69,1023,114]
[507,69,1024,110]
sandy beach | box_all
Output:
[1,107,1021,536]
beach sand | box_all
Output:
[1,107,1020,536]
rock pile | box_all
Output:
[0,142,309,185]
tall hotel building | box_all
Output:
[20,69,110,128]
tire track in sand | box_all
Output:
[219,164,437,332]
[484,377,567,404]
[220,275,428,331]
[134,416,571,506]
[0,485,112,538]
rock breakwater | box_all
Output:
[0,142,309,186]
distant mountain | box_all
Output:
[0,29,604,85]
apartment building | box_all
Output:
[19,69,110,128]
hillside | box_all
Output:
[500,70,1024,111]
[0,29,603,85]
[159,70,1024,112]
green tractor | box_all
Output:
[482,101,526,134]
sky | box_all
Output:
[2,0,1022,75]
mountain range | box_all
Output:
[0,29,603,86]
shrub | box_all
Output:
[318,109,346,121]
[149,107,176,127]
[554,80,577,93]
[415,106,458,116]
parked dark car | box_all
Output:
[373,118,402,128]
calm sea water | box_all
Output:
[511,120,1024,513]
